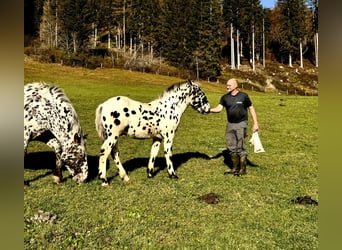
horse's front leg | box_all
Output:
[163,138,178,179]
[99,137,116,186]
[110,144,129,182]
[147,138,162,178]
[46,138,63,184]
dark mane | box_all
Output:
[159,80,195,99]
[41,82,81,133]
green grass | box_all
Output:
[24,61,318,249]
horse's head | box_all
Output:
[62,133,89,184]
[188,80,210,114]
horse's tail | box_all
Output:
[95,105,107,141]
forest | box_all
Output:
[24,0,318,80]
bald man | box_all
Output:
[210,78,259,176]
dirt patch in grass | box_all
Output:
[198,192,221,204]
[292,196,318,206]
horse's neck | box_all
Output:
[53,121,81,150]
[156,91,189,115]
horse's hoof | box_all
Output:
[169,174,179,179]
[122,175,130,182]
[147,169,154,178]
[53,175,61,184]
[224,170,237,175]
[100,178,109,186]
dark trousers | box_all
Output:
[225,121,248,157]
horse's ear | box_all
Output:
[73,133,81,144]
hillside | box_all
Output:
[219,59,318,96]
[24,54,318,96]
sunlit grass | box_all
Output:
[24,61,318,249]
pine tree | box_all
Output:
[194,0,223,79]
[159,0,197,69]
[307,0,318,66]
[59,0,92,53]
[278,0,307,67]
[127,0,160,55]
[222,0,239,69]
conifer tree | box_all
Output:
[194,0,223,79]
[278,0,307,66]
[59,0,92,53]
[159,0,197,69]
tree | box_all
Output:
[25,0,45,45]
[159,0,197,69]
[307,0,318,66]
[59,0,92,53]
[39,0,56,49]
[194,0,223,79]
[238,0,264,70]
[127,0,160,57]
[222,0,239,69]
[278,0,307,67]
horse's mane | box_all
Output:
[38,82,81,132]
[159,80,199,99]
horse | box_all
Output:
[95,79,210,186]
[24,82,88,184]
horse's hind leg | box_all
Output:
[111,144,129,182]
[163,139,178,179]
[99,136,129,186]
[147,138,162,178]
[98,138,114,186]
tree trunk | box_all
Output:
[55,0,58,47]
[262,18,265,68]
[300,40,303,68]
[123,0,126,50]
[252,25,255,71]
[108,31,111,49]
[236,29,240,69]
[314,32,318,67]
[230,23,235,69]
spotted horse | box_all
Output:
[24,82,88,184]
[95,80,210,185]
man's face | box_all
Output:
[226,80,237,92]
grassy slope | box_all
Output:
[24,61,318,249]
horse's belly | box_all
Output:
[127,126,159,139]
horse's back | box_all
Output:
[97,95,158,138]
[24,82,79,139]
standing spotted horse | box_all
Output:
[24,82,88,184]
[95,80,210,185]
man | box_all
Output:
[210,78,259,176]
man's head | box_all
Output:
[226,78,239,93]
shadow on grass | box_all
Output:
[24,151,215,183]
[210,149,259,168]
[122,151,211,177]
[24,150,257,184]
[24,151,100,184]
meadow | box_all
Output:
[24,60,318,249]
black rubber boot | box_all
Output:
[235,155,247,176]
[224,153,240,175]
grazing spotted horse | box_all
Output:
[95,80,210,185]
[24,82,88,184]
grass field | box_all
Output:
[24,61,318,249]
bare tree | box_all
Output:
[40,0,57,48]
